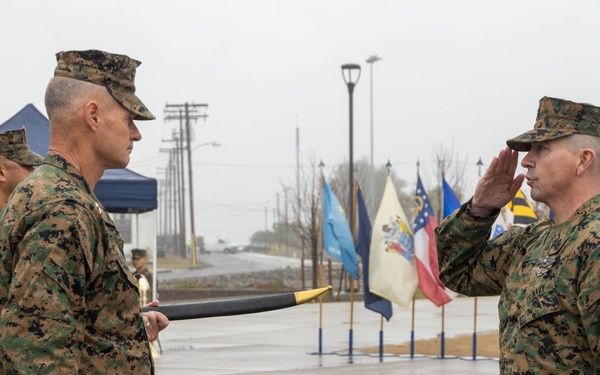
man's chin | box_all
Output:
[529,191,544,204]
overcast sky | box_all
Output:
[1,1,599,244]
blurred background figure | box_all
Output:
[132,249,154,301]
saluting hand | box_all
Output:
[471,147,524,216]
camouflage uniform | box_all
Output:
[0,153,152,374]
[437,197,600,374]
[437,96,600,374]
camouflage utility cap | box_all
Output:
[131,249,147,259]
[507,96,600,151]
[0,128,44,166]
[54,50,155,121]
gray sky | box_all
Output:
[1,1,599,244]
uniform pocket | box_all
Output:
[91,255,141,336]
[42,251,85,307]
[518,289,560,328]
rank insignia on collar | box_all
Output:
[95,202,103,215]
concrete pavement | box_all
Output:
[154,295,501,374]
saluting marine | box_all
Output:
[437,97,600,374]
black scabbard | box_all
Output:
[141,286,331,321]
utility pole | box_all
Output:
[159,128,186,258]
[295,124,301,257]
[164,102,209,266]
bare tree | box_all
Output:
[329,157,413,221]
[425,142,470,218]
[281,155,322,288]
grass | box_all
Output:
[152,255,210,270]
[358,331,499,358]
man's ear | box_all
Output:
[577,148,596,176]
[84,100,101,131]
[0,163,8,182]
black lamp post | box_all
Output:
[341,63,361,234]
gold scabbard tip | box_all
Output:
[294,285,332,305]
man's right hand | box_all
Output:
[471,146,525,216]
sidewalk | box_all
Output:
[154,295,501,374]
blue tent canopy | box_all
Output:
[0,104,50,155]
[0,104,157,213]
[95,169,158,213]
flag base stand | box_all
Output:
[429,355,458,360]
[365,353,402,358]
[399,353,427,359]
[335,351,369,357]
[459,356,499,362]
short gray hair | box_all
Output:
[44,76,108,122]
[565,134,600,174]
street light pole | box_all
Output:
[366,55,381,215]
[366,55,381,173]
[341,63,361,234]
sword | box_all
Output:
[141,285,332,321]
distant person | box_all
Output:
[437,96,600,373]
[0,49,168,374]
[0,128,44,210]
[132,248,154,300]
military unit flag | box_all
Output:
[356,186,393,320]
[369,176,418,309]
[413,176,452,307]
[322,179,359,279]
[507,189,538,227]
[442,176,461,219]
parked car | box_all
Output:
[243,242,269,252]
[199,236,242,254]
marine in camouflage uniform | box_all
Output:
[0,128,44,210]
[132,249,154,300]
[0,50,162,374]
[437,97,600,374]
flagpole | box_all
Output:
[439,167,446,359]
[379,315,384,359]
[473,157,483,360]
[348,179,358,356]
[318,165,325,355]
[356,185,393,360]
[441,304,445,358]
[413,161,419,360]
[473,297,478,359]
[411,294,416,358]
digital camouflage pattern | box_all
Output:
[0,128,44,166]
[436,199,600,374]
[54,50,155,121]
[0,153,152,374]
[507,96,600,151]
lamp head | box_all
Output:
[341,63,361,92]
[366,55,382,64]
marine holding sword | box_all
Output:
[0,49,169,374]
[436,97,600,373]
